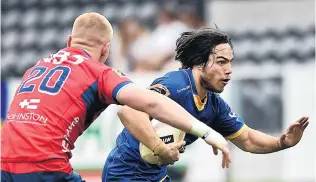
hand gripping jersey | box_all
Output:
[1,48,132,174]
[102,69,247,182]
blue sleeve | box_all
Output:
[212,95,247,140]
[148,75,180,101]
[112,81,133,104]
[147,73,183,121]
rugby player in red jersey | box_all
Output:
[1,13,230,182]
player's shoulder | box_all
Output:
[84,58,109,70]
[152,69,188,88]
[149,70,190,99]
[81,58,116,77]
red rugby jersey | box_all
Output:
[1,47,132,173]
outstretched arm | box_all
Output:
[230,117,309,154]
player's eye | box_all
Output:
[218,61,225,65]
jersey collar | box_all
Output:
[81,49,92,57]
[183,69,208,111]
[62,47,92,58]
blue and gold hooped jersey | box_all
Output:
[102,69,246,182]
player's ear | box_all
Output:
[100,43,111,63]
[67,35,72,47]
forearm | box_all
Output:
[118,106,164,151]
[144,93,215,138]
[145,94,194,132]
[117,85,210,137]
[242,129,282,154]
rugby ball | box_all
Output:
[139,119,186,164]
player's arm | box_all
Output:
[230,127,280,153]
[99,68,205,135]
[117,83,209,137]
[213,97,283,154]
[230,116,309,154]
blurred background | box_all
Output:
[1,0,315,181]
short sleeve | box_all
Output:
[148,75,180,101]
[147,74,181,121]
[98,68,132,105]
[212,96,247,140]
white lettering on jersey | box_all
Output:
[228,112,237,118]
[177,85,190,93]
[6,112,48,125]
[19,99,40,109]
[42,50,87,65]
[65,117,80,138]
[62,117,81,153]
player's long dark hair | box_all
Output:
[175,28,233,69]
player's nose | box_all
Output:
[224,63,233,75]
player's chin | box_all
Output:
[216,88,225,93]
[219,82,228,91]
[214,85,225,93]
[209,87,224,93]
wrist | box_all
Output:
[153,141,166,156]
[276,137,285,151]
[189,117,211,137]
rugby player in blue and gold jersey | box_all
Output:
[102,28,309,182]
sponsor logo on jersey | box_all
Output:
[62,117,81,153]
[160,135,174,144]
[177,85,190,93]
[6,112,48,125]
[19,99,40,109]
[64,117,80,138]
[228,112,237,118]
